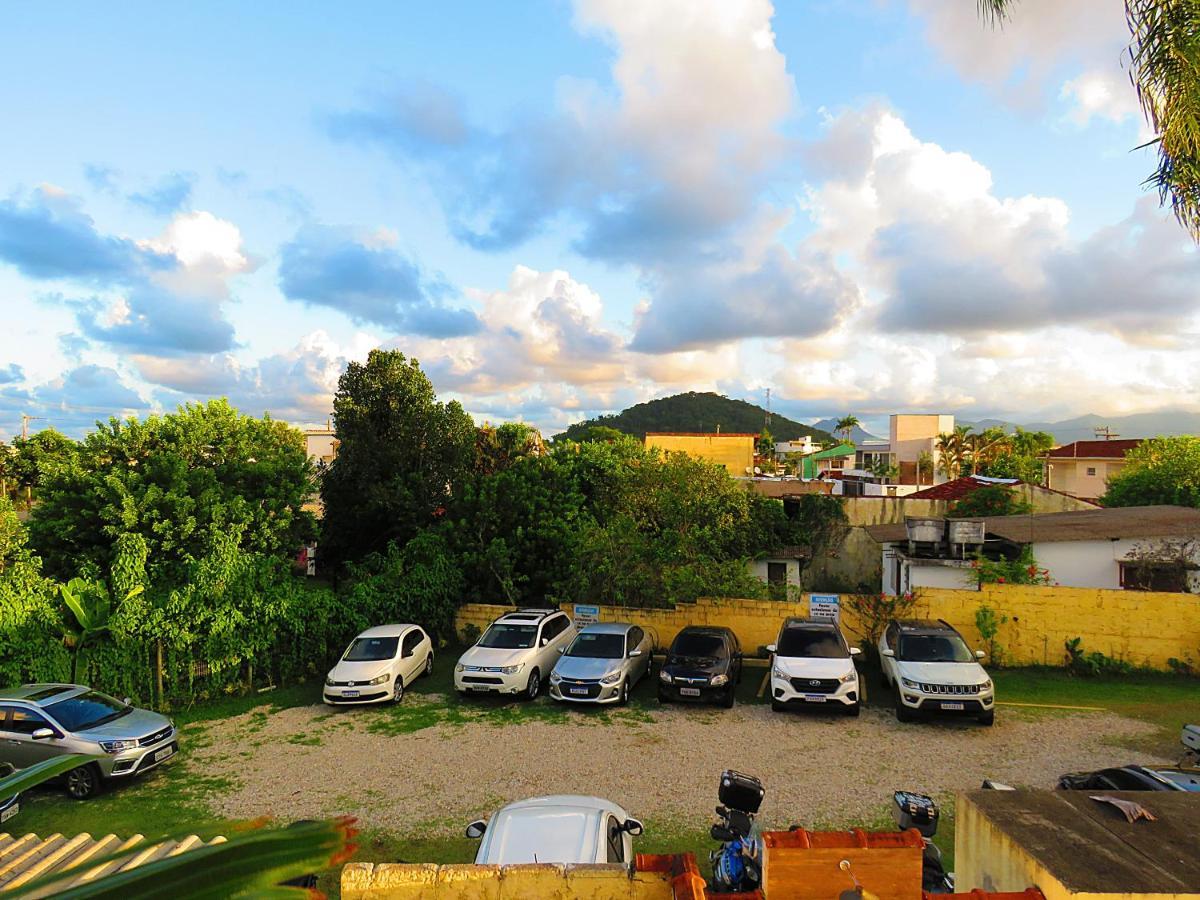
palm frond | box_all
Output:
[0,754,94,803]
[978,0,1017,26]
[1127,0,1200,240]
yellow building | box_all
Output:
[304,421,339,468]
[644,432,756,476]
[889,413,954,485]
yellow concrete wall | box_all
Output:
[340,862,674,899]
[457,584,1200,670]
[644,434,755,476]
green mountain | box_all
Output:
[555,392,834,443]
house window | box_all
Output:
[767,562,788,586]
[1086,466,1097,476]
[1120,563,1187,593]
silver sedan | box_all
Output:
[549,623,653,705]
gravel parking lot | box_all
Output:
[189,675,1162,834]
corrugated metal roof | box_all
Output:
[865,504,1200,545]
[0,831,225,895]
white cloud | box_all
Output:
[1059,69,1141,126]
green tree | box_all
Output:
[1102,435,1200,508]
[59,575,144,683]
[27,400,314,585]
[916,450,934,486]
[948,485,1033,518]
[835,415,859,444]
[11,428,77,505]
[0,495,24,573]
[474,422,544,475]
[568,424,626,443]
[978,427,1054,484]
[982,0,1200,242]
[320,350,475,574]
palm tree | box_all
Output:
[60,577,143,683]
[834,415,859,444]
[916,450,934,486]
[935,429,969,481]
[980,0,1200,241]
[966,427,1012,475]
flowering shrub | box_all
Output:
[971,546,1054,587]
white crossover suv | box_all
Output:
[767,618,861,716]
[878,619,995,725]
[323,624,434,705]
[455,609,576,701]
[465,795,644,866]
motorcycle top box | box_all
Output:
[718,770,765,815]
[892,791,939,838]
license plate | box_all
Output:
[469,685,490,692]
[679,687,701,697]
[0,802,18,823]
[569,687,589,695]
[342,690,359,698]
[803,694,827,702]
[154,745,174,763]
[941,702,964,710]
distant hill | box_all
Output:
[555,392,835,443]
[812,418,883,444]
[962,409,1200,444]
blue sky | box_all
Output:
[3,0,1196,439]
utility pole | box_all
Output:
[764,388,771,431]
[20,414,43,440]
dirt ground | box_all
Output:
[189,692,1163,833]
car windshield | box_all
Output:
[898,634,974,663]
[45,691,131,731]
[478,623,538,649]
[1151,769,1200,791]
[671,633,725,659]
[777,629,847,659]
[566,632,626,659]
[343,636,399,661]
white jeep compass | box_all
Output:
[878,619,995,725]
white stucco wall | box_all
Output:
[908,562,977,592]
[1031,539,1121,589]
[749,557,802,587]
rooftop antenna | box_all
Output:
[1093,425,1119,440]
[20,414,43,440]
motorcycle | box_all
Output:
[892,791,953,894]
[709,770,766,894]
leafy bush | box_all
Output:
[974,603,1009,666]
[972,545,1054,586]
[1064,637,1135,677]
[842,591,920,657]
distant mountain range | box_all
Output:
[962,410,1200,444]
[811,419,883,444]
[554,392,835,443]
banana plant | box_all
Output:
[9,817,357,899]
[60,577,144,683]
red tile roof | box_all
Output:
[1042,439,1141,460]
[907,475,1021,500]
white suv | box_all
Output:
[465,795,643,866]
[767,618,861,716]
[455,609,576,700]
[879,619,995,725]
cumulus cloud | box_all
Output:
[278,226,480,336]
[803,106,1200,338]
[0,364,23,385]
[0,365,150,437]
[128,172,196,215]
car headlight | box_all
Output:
[549,671,562,684]
[325,675,335,686]
[99,739,138,753]
[659,670,672,683]
[772,665,784,679]
[710,673,729,687]
[839,671,857,683]
[501,664,523,675]
[980,679,993,691]
[901,677,920,690]
[455,663,465,673]
[600,671,621,685]
[368,673,391,686]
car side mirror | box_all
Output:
[975,649,986,659]
[628,649,642,658]
[31,727,55,741]
[850,647,862,657]
[558,646,566,653]
[540,637,549,647]
[765,644,777,654]
[122,697,132,706]
[623,818,644,836]
[465,820,486,839]
[882,648,895,658]
[403,647,414,658]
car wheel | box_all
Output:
[525,669,541,701]
[65,764,101,800]
[978,709,995,727]
[894,687,915,723]
[393,676,405,703]
[619,680,629,705]
[845,701,861,718]
[657,690,671,704]
[771,699,786,712]
[721,686,735,709]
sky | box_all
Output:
[2,0,1198,440]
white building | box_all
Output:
[867,505,1200,595]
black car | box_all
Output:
[1058,765,1200,792]
[658,626,742,707]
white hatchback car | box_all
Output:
[455,609,576,701]
[767,618,861,715]
[323,624,434,705]
[878,619,995,725]
[465,795,644,866]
